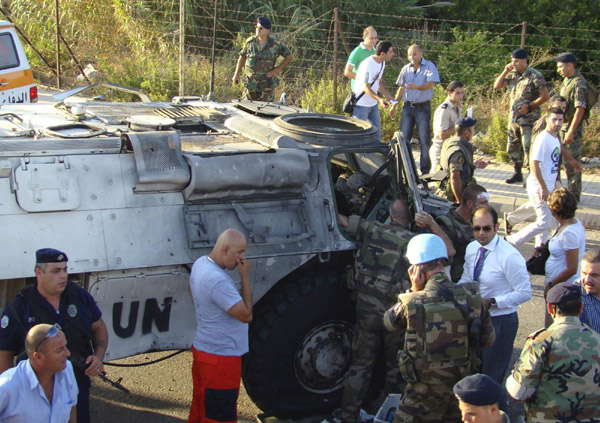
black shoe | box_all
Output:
[505,171,523,184]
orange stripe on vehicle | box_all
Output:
[0,68,34,91]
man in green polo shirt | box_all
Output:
[344,26,378,89]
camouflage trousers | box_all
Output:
[340,293,404,423]
[507,122,533,167]
[242,75,277,102]
[393,379,462,423]
[560,124,584,201]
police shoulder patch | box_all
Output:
[456,154,465,164]
[1,315,8,329]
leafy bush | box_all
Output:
[480,112,510,162]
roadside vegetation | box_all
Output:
[7,0,599,159]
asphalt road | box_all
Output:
[90,228,600,423]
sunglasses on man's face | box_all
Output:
[472,225,493,232]
[35,323,62,352]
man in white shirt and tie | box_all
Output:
[459,205,531,412]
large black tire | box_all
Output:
[242,261,356,418]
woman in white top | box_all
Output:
[543,187,586,325]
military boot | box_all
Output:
[505,165,523,184]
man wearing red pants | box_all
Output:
[188,229,253,423]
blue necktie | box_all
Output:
[473,247,489,282]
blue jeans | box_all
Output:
[401,102,431,174]
[482,312,519,412]
[353,104,381,142]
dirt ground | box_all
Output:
[90,228,600,423]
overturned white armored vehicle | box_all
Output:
[0,86,447,417]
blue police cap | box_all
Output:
[257,17,271,30]
[511,48,528,59]
[36,248,68,264]
[547,283,581,304]
[456,117,477,128]
[556,52,577,63]
[453,373,502,406]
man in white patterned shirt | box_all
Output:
[459,205,531,412]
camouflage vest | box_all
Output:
[353,221,412,301]
[397,273,482,382]
[438,136,475,200]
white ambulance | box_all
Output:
[0,20,37,104]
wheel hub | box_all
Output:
[294,320,353,393]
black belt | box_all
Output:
[404,100,430,108]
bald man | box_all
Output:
[0,324,78,422]
[188,229,252,423]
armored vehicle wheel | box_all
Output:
[273,113,378,146]
[242,265,355,418]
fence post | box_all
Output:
[520,21,527,48]
[179,0,185,96]
[55,0,61,88]
[333,7,339,109]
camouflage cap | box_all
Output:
[36,248,68,264]
[547,283,581,304]
[556,52,577,63]
[453,373,502,406]
[511,48,528,59]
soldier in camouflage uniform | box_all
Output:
[338,200,414,423]
[383,234,495,423]
[232,17,293,102]
[557,52,587,201]
[435,184,489,283]
[437,117,488,203]
[494,48,549,184]
[506,283,600,423]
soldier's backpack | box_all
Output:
[564,75,599,121]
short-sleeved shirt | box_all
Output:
[545,219,586,285]
[504,66,547,126]
[239,35,292,81]
[527,130,560,192]
[560,72,588,127]
[353,56,385,108]
[347,43,375,89]
[508,316,600,422]
[190,256,248,356]
[0,285,102,354]
[0,359,78,423]
[395,58,440,103]
[433,98,461,143]
[575,280,600,334]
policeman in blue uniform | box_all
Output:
[0,248,108,423]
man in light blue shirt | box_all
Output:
[391,44,440,174]
[575,249,600,333]
[188,228,253,423]
[0,324,78,423]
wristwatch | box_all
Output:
[490,298,497,308]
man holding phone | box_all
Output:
[188,229,253,423]
[384,234,494,422]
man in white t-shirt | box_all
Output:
[505,108,564,247]
[352,41,395,142]
[188,228,253,423]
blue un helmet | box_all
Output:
[405,234,448,265]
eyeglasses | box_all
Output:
[34,323,62,352]
[472,226,493,232]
